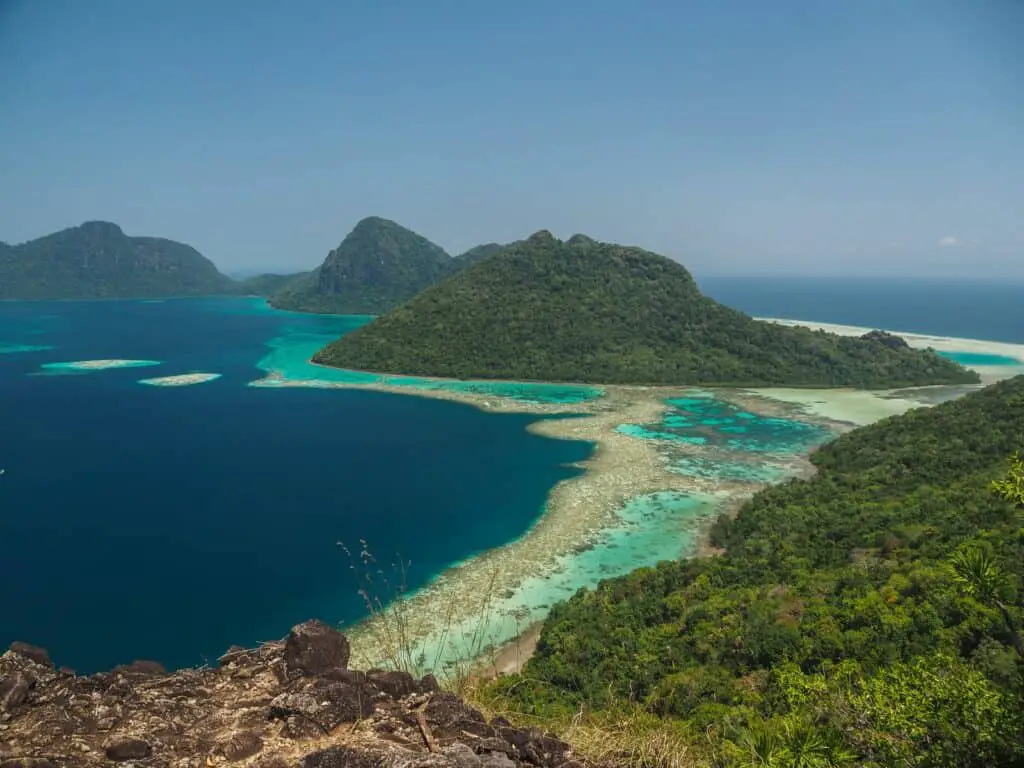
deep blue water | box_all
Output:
[0,298,592,672]
[699,276,1023,344]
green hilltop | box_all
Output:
[488,374,1024,765]
[0,221,235,300]
[314,230,979,388]
[269,216,453,315]
[449,242,509,272]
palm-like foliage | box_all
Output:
[991,452,1024,506]
[732,720,854,768]
[951,547,1007,604]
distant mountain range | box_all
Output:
[0,221,236,300]
[314,230,980,389]
[267,217,506,315]
[0,218,507,306]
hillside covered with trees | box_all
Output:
[269,216,453,314]
[0,221,235,299]
[488,375,1024,766]
[450,242,511,272]
[235,271,309,297]
[315,231,979,388]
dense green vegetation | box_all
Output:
[316,231,978,388]
[235,271,309,297]
[489,376,1024,766]
[0,221,235,299]
[270,216,453,314]
[450,242,511,272]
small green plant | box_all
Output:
[991,452,1024,507]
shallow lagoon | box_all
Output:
[253,317,603,405]
[618,392,833,458]
[937,351,1021,367]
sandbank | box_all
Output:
[0,342,54,354]
[39,359,162,373]
[138,372,222,387]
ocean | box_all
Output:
[0,298,592,672]
[698,276,1024,344]
[1,278,1019,673]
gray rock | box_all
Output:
[6,644,51,669]
[285,621,350,676]
[479,754,516,768]
[443,743,481,768]
[303,746,383,768]
[367,670,417,698]
[216,731,264,762]
[104,737,152,761]
[0,672,33,713]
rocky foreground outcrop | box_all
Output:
[0,621,585,768]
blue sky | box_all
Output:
[1,0,1021,276]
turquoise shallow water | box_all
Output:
[416,490,722,669]
[618,393,833,456]
[0,342,54,354]
[616,392,834,490]
[937,351,1021,367]
[249,306,603,404]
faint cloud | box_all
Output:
[937,236,961,248]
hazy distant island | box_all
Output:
[313,230,980,389]
[234,272,308,298]
[0,221,237,300]
[268,216,502,315]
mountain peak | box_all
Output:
[270,218,451,315]
[526,229,558,246]
[350,216,400,232]
[78,221,125,238]
[0,223,231,300]
[566,234,597,248]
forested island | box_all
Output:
[314,231,979,388]
[268,217,456,314]
[484,374,1024,766]
[0,221,236,300]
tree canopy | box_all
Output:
[492,375,1024,766]
[315,231,979,388]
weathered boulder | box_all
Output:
[104,736,152,761]
[285,619,351,676]
[215,731,264,762]
[0,671,34,713]
[6,644,50,669]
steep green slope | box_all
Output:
[0,221,234,299]
[269,217,452,314]
[315,231,979,388]
[494,376,1024,766]
[449,242,508,273]
[235,271,309,297]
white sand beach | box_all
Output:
[40,359,162,372]
[758,317,1024,386]
[138,372,223,386]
